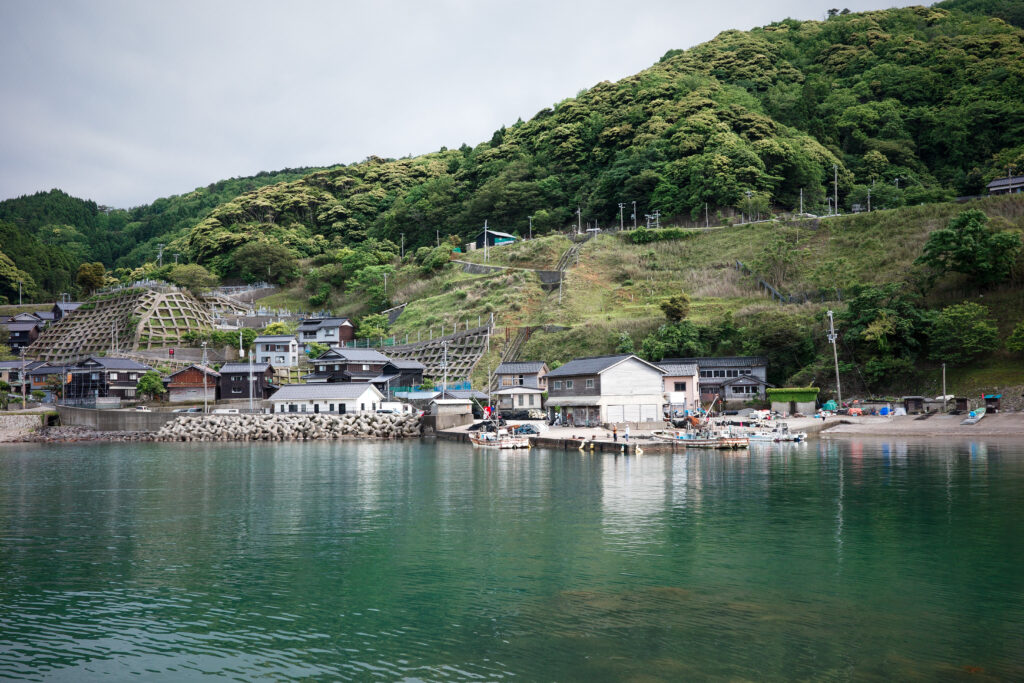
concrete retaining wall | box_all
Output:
[0,414,45,442]
[57,406,180,432]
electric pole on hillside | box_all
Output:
[800,188,803,215]
[482,220,489,262]
[201,342,209,414]
[157,243,165,267]
[618,203,624,231]
[441,340,450,397]
[576,207,582,236]
[833,164,839,216]
[528,215,533,240]
[400,233,404,258]
[631,201,637,229]
[827,310,842,409]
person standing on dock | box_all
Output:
[624,425,630,442]
[612,425,618,442]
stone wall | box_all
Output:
[153,412,421,442]
[57,406,179,432]
[0,414,45,442]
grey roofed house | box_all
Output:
[334,348,391,363]
[385,359,425,370]
[495,361,547,375]
[986,175,1024,194]
[666,356,767,368]
[5,321,41,332]
[268,383,382,401]
[546,354,666,377]
[656,362,699,377]
[218,362,271,374]
[80,356,153,370]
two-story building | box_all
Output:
[546,354,666,426]
[369,359,426,397]
[493,361,548,412]
[266,383,383,415]
[5,321,41,353]
[297,317,355,352]
[52,301,81,321]
[166,365,221,403]
[657,361,700,414]
[304,347,390,383]
[253,335,300,367]
[217,362,277,401]
[668,356,770,405]
[65,357,155,401]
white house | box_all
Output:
[546,354,666,426]
[253,335,300,367]
[266,383,383,415]
[296,317,355,352]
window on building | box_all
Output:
[553,381,562,390]
[700,370,710,378]
[585,379,594,389]
[502,377,512,386]
[276,356,284,364]
[714,370,725,377]
[90,373,98,380]
[566,380,574,389]
[362,364,369,371]
[278,404,285,412]
[518,394,525,406]
[329,404,335,412]
[109,372,118,380]
[289,404,297,412]
[361,403,365,411]
[528,394,535,406]
[674,381,686,392]
[301,404,306,412]
[741,369,752,375]
[516,375,524,385]
[728,370,738,377]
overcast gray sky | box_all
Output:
[0,1,914,208]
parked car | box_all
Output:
[135,405,151,412]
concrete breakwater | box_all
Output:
[153,412,421,442]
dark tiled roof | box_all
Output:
[269,383,382,401]
[5,322,41,331]
[987,175,1024,190]
[218,362,271,373]
[385,359,426,370]
[666,356,768,368]
[336,348,390,363]
[27,365,65,376]
[78,357,153,370]
[495,361,547,374]
[168,364,220,378]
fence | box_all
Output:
[735,261,842,304]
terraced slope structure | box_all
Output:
[28,285,214,362]
[383,325,492,382]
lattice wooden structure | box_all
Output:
[28,286,215,362]
[384,325,491,382]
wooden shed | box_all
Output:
[984,394,1002,412]
[902,396,925,414]
[953,397,970,413]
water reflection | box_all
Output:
[0,439,1022,680]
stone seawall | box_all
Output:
[0,414,45,443]
[153,412,421,442]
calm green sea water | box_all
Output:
[1,439,1022,681]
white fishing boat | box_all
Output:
[746,423,807,442]
[469,427,531,449]
[651,429,749,449]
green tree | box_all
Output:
[659,293,691,322]
[357,313,389,340]
[233,241,299,285]
[929,301,999,365]
[615,332,635,354]
[75,261,107,295]
[639,321,705,361]
[45,374,64,400]
[750,234,800,288]
[1007,320,1024,355]
[166,263,219,293]
[916,209,1023,288]
[136,370,167,402]
[0,326,15,360]
[262,321,295,336]
[306,342,330,358]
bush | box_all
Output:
[1008,321,1024,355]
[626,227,694,244]
[929,301,999,365]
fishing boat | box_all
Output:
[468,427,531,449]
[746,422,807,442]
[652,429,749,449]
[961,406,986,425]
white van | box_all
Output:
[212,408,240,415]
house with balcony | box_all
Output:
[253,335,299,367]
[546,354,665,426]
[304,347,390,383]
[667,356,770,406]
[217,362,276,401]
[493,361,548,412]
[657,361,700,414]
[65,357,155,401]
[5,321,41,353]
[297,317,355,352]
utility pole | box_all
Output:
[174,253,180,264]
[436,229,439,247]
[400,233,405,259]
[483,219,489,262]
[576,206,582,236]
[833,164,839,216]
[18,280,21,306]
[800,188,803,215]
[249,342,254,413]
[867,188,871,213]
[157,243,165,267]
[942,363,947,411]
[528,215,533,240]
[201,341,209,414]
[705,202,709,228]
[827,310,842,409]
[20,348,26,410]
[631,201,637,229]
[618,203,624,231]
[441,340,449,397]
